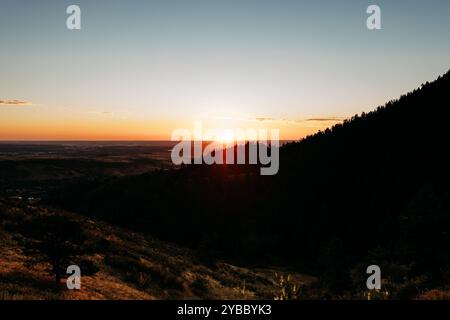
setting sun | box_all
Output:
[216,130,235,144]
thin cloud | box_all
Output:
[255,117,275,122]
[87,111,114,115]
[0,99,32,106]
[304,117,345,122]
[253,117,346,124]
[260,117,346,124]
[205,114,346,125]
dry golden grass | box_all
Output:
[0,199,311,300]
[416,289,450,300]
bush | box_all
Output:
[19,215,91,284]
[274,274,301,300]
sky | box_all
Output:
[1,0,450,140]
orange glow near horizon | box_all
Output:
[0,122,341,141]
[0,107,344,141]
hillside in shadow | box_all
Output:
[1,199,308,299]
[52,70,450,298]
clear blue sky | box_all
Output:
[1,0,449,139]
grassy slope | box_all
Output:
[0,199,313,300]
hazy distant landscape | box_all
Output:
[0,141,309,300]
[0,141,175,201]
